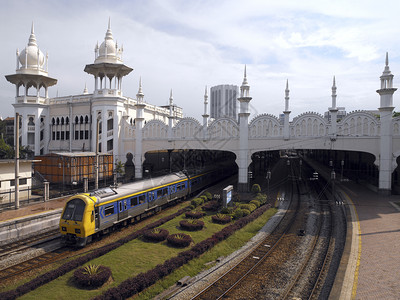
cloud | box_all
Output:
[1,0,400,122]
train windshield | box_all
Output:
[62,198,85,221]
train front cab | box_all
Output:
[59,194,96,247]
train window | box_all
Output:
[62,198,85,222]
[130,197,138,206]
[124,201,127,210]
[119,202,123,212]
[170,185,176,193]
[138,194,146,204]
[161,188,168,196]
[104,204,114,216]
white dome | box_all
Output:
[99,29,117,57]
[94,20,123,64]
[18,25,45,69]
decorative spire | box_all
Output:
[242,65,248,86]
[240,65,250,98]
[105,17,113,41]
[169,89,174,105]
[331,76,337,109]
[136,77,144,102]
[83,83,88,94]
[383,52,392,76]
[28,21,37,47]
[284,79,290,112]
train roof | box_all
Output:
[90,172,187,204]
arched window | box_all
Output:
[85,115,89,124]
[56,117,60,125]
[66,117,69,125]
[28,117,35,126]
[75,116,79,124]
[80,116,84,124]
[61,117,64,125]
[52,118,55,125]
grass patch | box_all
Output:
[136,207,277,299]
[18,206,276,300]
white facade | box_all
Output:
[0,160,34,203]
[210,85,238,120]
[5,22,183,165]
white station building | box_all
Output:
[5,21,183,165]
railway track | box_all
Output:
[0,246,71,281]
[189,158,346,299]
[191,161,302,300]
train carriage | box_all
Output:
[60,162,237,246]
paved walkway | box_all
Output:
[0,197,68,222]
[340,182,400,299]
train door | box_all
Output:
[118,199,128,221]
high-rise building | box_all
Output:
[210,85,238,119]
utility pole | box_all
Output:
[95,117,100,190]
[266,169,271,199]
[15,113,20,209]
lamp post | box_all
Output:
[248,171,253,192]
[266,170,271,199]
[331,169,336,202]
[299,159,302,180]
[341,160,344,181]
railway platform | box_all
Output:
[0,197,68,222]
[306,159,400,299]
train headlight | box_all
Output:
[75,228,81,234]
[62,227,67,231]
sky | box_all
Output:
[1,0,400,121]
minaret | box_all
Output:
[5,22,57,156]
[377,52,397,194]
[329,76,338,139]
[283,79,291,140]
[237,65,252,191]
[168,89,174,140]
[202,86,209,140]
[134,78,146,179]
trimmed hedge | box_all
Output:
[203,192,212,200]
[167,233,193,247]
[179,219,204,231]
[143,228,169,242]
[94,203,271,300]
[190,198,203,208]
[185,210,205,219]
[0,206,189,300]
[73,265,112,288]
[250,199,261,208]
[212,213,232,224]
[202,200,219,211]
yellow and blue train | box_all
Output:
[59,163,235,246]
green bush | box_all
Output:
[233,208,244,219]
[204,192,212,200]
[255,193,267,204]
[239,203,257,212]
[250,199,261,208]
[220,207,230,214]
[251,184,261,194]
[201,195,208,202]
[190,197,204,208]
[242,209,251,216]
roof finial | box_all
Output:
[108,17,111,30]
[386,52,389,66]
[333,75,336,87]
[242,65,248,86]
[28,21,37,47]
